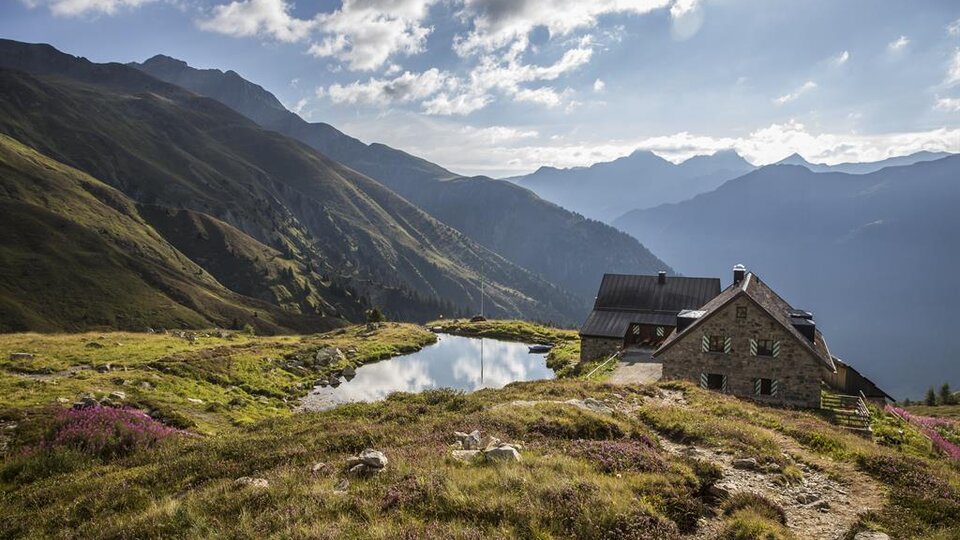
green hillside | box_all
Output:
[0,325,956,539]
[0,40,583,329]
[0,133,340,334]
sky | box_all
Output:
[3,0,960,177]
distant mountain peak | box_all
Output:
[142,54,188,69]
[776,152,814,166]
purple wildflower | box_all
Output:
[32,406,185,460]
[887,405,960,460]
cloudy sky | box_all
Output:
[4,0,960,176]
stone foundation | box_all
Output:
[580,336,621,362]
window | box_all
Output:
[736,306,748,319]
[754,378,778,396]
[706,373,725,390]
[708,335,727,353]
[756,339,775,357]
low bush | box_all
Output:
[722,492,787,525]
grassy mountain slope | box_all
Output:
[0,133,340,333]
[614,158,960,398]
[132,54,672,307]
[0,40,581,326]
[0,328,957,538]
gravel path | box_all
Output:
[607,348,663,384]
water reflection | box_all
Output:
[299,334,554,410]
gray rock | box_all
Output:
[312,462,331,474]
[565,398,614,415]
[455,430,482,450]
[358,449,388,469]
[187,398,203,404]
[484,445,521,462]
[341,365,357,378]
[732,458,759,470]
[708,484,730,498]
[9,352,34,360]
[796,493,821,504]
[853,533,890,540]
[345,457,363,468]
[108,391,126,401]
[479,434,501,450]
[235,477,269,489]
[333,478,350,493]
[96,364,112,373]
[451,450,482,462]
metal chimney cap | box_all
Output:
[733,264,746,271]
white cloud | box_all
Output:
[773,81,817,105]
[197,0,314,42]
[321,40,594,114]
[593,78,606,92]
[947,48,960,87]
[935,97,960,112]
[452,0,673,56]
[948,18,960,37]
[888,35,910,52]
[308,0,436,71]
[834,50,850,66]
[327,68,449,106]
[459,125,539,143]
[21,0,154,16]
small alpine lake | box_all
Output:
[299,333,555,410]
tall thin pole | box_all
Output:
[480,275,484,317]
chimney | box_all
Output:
[658,271,667,285]
[733,264,746,285]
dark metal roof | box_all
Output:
[593,274,722,313]
[580,310,678,338]
[580,273,721,338]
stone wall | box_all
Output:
[580,336,621,362]
[659,296,824,408]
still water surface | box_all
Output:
[300,334,555,410]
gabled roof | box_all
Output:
[654,272,836,371]
[580,273,721,338]
[592,273,722,312]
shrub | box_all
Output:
[568,439,666,473]
[718,509,794,540]
[599,509,680,540]
[35,406,185,460]
[722,492,787,525]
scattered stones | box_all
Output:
[314,347,346,367]
[72,396,100,409]
[9,352,34,360]
[187,398,203,404]
[796,492,821,504]
[708,484,731,498]
[451,431,522,463]
[96,364,112,373]
[56,397,71,404]
[732,458,759,470]
[479,434,501,450]
[108,391,127,401]
[312,462,332,474]
[455,430,482,450]
[235,477,269,489]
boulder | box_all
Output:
[358,449,388,469]
[479,434,501,450]
[708,484,731,498]
[853,532,890,540]
[732,458,759,470]
[9,352,34,360]
[315,347,346,367]
[235,477,269,489]
[187,398,203,404]
[484,445,521,462]
[108,391,126,401]
[341,366,357,378]
[463,430,482,450]
[451,450,482,462]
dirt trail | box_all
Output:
[627,390,886,539]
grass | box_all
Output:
[1,328,959,538]
[0,323,435,433]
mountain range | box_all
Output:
[0,39,589,330]
[131,55,670,304]
[614,158,960,398]
[774,151,953,174]
[505,149,756,222]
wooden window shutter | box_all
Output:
[772,341,781,358]
[724,337,732,353]
[656,326,665,337]
[701,335,709,353]
[699,372,708,389]
[749,338,758,356]
[753,378,761,395]
[771,379,780,396]
[721,375,728,391]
